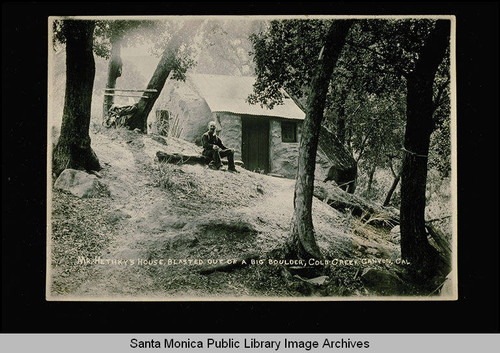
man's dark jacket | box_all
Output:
[201,131,227,154]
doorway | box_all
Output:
[241,116,270,173]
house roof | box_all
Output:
[188,73,305,120]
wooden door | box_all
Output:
[241,116,269,173]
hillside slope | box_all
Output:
[49,125,442,300]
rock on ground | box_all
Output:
[390,225,401,243]
[54,169,109,198]
[360,268,404,295]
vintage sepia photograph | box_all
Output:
[47,15,457,301]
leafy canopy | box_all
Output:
[248,18,451,185]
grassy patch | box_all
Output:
[50,189,116,295]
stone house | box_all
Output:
[149,73,307,178]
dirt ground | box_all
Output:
[48,125,446,300]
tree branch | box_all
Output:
[388,157,397,178]
[346,39,388,60]
[355,129,373,163]
[346,40,409,78]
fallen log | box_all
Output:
[156,151,244,167]
[425,215,452,270]
[315,183,452,276]
[314,184,399,228]
[199,253,259,275]
[156,151,208,165]
[426,223,452,270]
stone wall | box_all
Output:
[216,112,242,161]
[269,119,302,178]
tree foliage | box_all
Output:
[53,19,154,55]
[189,19,265,76]
[350,19,451,180]
[93,20,163,58]
[248,18,451,202]
[248,20,331,108]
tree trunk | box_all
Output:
[126,20,202,132]
[287,20,353,260]
[336,88,348,145]
[52,20,100,178]
[346,115,353,154]
[383,169,401,207]
[102,36,123,121]
[366,164,376,194]
[400,20,450,272]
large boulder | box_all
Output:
[54,169,109,198]
[360,268,404,295]
[318,126,357,193]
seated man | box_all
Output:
[201,121,238,172]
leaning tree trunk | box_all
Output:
[383,169,401,207]
[52,20,100,178]
[366,164,376,194]
[102,35,123,121]
[400,20,450,272]
[287,20,353,260]
[126,20,201,132]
